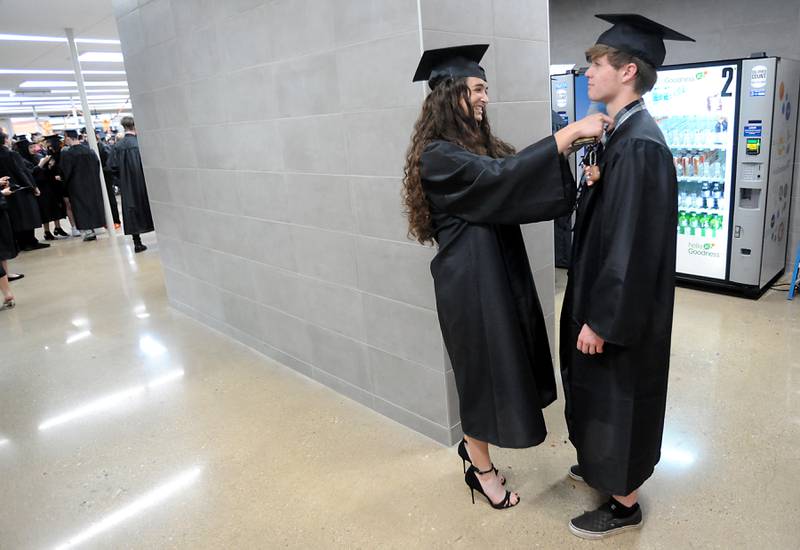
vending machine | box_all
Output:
[645,56,800,296]
[550,69,606,267]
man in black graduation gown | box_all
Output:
[559,14,692,539]
[107,116,154,253]
[60,129,105,241]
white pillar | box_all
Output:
[65,27,117,236]
[31,106,42,134]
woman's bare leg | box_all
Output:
[0,275,13,302]
[464,436,519,505]
[64,198,75,227]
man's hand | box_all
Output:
[0,176,9,188]
[33,187,41,196]
[54,175,62,181]
[577,323,604,355]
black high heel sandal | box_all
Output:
[457,438,505,485]
[464,465,519,510]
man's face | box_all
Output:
[464,76,489,122]
[585,55,624,104]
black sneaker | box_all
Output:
[569,499,643,539]
[568,464,584,482]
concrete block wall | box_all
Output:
[113,0,555,445]
[420,0,557,354]
[549,0,800,270]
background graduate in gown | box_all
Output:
[0,175,18,308]
[1,133,46,252]
[16,137,67,241]
[108,116,154,253]
[404,44,611,510]
[60,129,106,241]
[559,14,692,540]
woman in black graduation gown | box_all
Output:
[17,139,67,240]
[403,45,611,509]
[1,134,45,251]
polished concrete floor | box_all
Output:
[2,231,799,549]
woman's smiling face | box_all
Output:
[464,76,489,122]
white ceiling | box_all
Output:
[0,0,126,116]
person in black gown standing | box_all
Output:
[403,44,611,510]
[560,14,691,539]
[2,134,47,251]
[60,129,106,242]
[0,174,18,308]
[108,116,154,253]
[17,136,67,240]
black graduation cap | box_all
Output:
[594,14,694,68]
[65,129,79,139]
[12,134,28,141]
[413,44,489,90]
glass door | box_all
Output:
[645,63,739,280]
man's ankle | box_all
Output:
[609,497,639,518]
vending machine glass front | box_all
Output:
[645,63,739,280]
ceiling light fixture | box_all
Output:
[19,80,128,88]
[0,95,130,103]
[49,90,130,97]
[0,33,120,45]
[78,52,124,63]
[0,69,126,75]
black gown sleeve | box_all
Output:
[420,136,575,225]
[10,152,36,189]
[60,149,73,182]
[107,145,119,176]
[584,139,677,346]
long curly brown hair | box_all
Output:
[402,77,515,245]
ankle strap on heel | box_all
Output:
[475,463,497,475]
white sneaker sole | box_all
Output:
[569,520,642,540]
[568,470,584,482]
